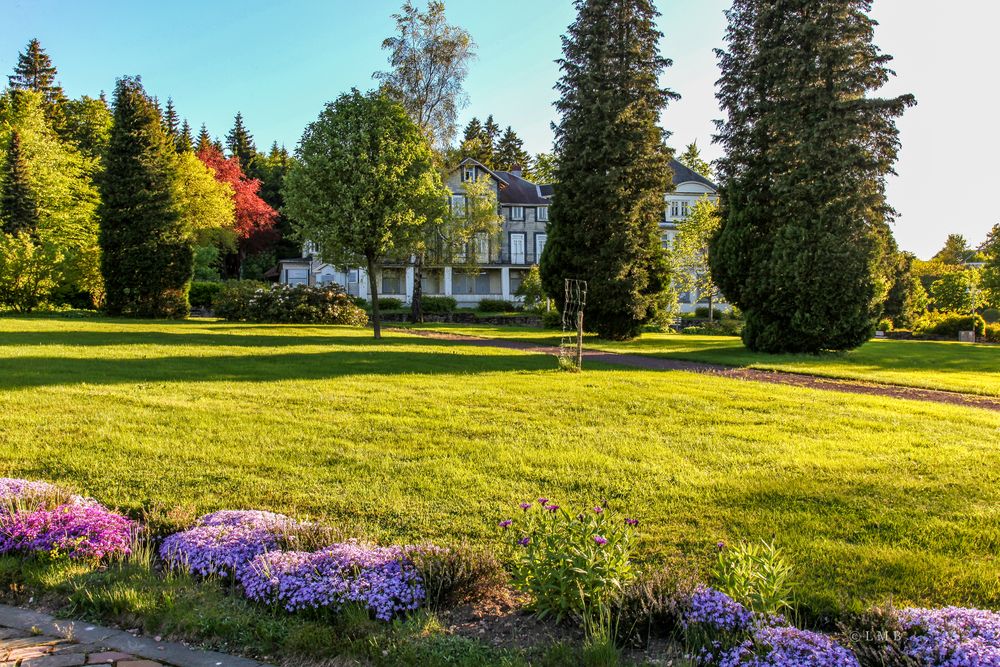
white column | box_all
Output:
[358,268,369,300]
[405,267,415,302]
[501,267,511,300]
[443,266,453,296]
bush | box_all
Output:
[408,543,507,609]
[478,299,517,313]
[214,282,368,326]
[421,296,457,314]
[682,320,743,336]
[189,281,223,309]
[876,318,894,333]
[982,308,1000,324]
[542,309,562,329]
[913,312,986,338]
[694,306,726,320]
[501,498,637,623]
[985,323,1000,344]
[515,265,547,311]
[378,297,404,310]
[618,563,700,642]
[711,540,794,617]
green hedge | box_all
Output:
[914,312,986,338]
[378,297,404,310]
[189,281,224,309]
[478,299,518,313]
[985,323,1000,344]
[422,296,457,314]
[214,282,368,326]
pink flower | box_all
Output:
[544,504,560,513]
[498,520,513,528]
[593,506,604,514]
[537,497,549,505]
[519,502,532,511]
[593,535,608,546]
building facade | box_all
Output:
[277,157,720,312]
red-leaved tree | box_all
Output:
[197,146,278,276]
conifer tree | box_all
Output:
[494,126,532,175]
[678,141,712,179]
[99,76,192,318]
[7,39,65,106]
[177,120,193,153]
[226,112,257,171]
[460,116,493,166]
[162,97,180,144]
[483,115,500,148]
[195,124,213,153]
[539,0,677,340]
[462,117,483,143]
[709,0,916,353]
[0,130,41,235]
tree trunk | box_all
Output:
[708,292,715,323]
[410,252,424,323]
[367,255,382,339]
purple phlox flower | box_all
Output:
[715,626,858,667]
[519,502,532,511]
[682,586,755,633]
[544,504,560,513]
[896,606,1000,666]
[0,502,132,560]
[518,536,531,547]
[717,540,726,551]
[537,497,549,505]
[593,535,608,546]
[625,518,639,527]
[593,506,604,514]
[498,519,513,529]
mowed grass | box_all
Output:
[1,316,999,616]
[405,323,1000,397]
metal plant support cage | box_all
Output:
[559,279,587,371]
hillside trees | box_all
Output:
[540,0,677,340]
[710,0,915,352]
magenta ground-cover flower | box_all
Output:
[897,606,1000,666]
[239,542,424,621]
[0,503,132,560]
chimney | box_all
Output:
[511,164,522,178]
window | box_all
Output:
[286,268,308,286]
[453,271,494,295]
[681,201,690,217]
[463,166,475,182]
[535,233,548,262]
[510,270,525,295]
[451,194,467,216]
[510,232,526,264]
[669,201,681,217]
[474,233,489,263]
[381,269,403,294]
[537,206,549,222]
[510,206,525,221]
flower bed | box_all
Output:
[897,606,1000,666]
[240,542,424,621]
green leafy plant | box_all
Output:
[188,281,223,309]
[377,297,404,310]
[420,296,457,314]
[502,499,637,625]
[711,540,794,617]
[477,299,517,313]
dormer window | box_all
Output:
[537,207,549,222]
[510,206,525,221]
[463,166,476,182]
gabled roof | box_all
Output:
[493,170,552,205]
[669,159,717,190]
[456,157,508,185]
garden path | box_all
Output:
[404,329,1000,412]
[0,604,270,667]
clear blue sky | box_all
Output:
[3,0,997,258]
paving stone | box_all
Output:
[7,646,52,661]
[0,628,23,640]
[20,653,88,666]
[85,652,137,664]
[2,636,59,650]
[117,661,165,667]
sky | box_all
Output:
[2,0,997,258]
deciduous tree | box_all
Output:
[283,89,444,338]
[672,197,721,320]
[540,0,676,340]
[709,0,915,352]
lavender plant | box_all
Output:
[501,498,637,624]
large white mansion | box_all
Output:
[277,158,719,312]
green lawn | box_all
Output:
[1,316,999,617]
[404,323,1000,397]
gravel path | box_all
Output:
[406,329,1000,412]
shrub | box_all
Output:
[351,296,369,309]
[694,306,726,320]
[478,298,517,313]
[985,323,1000,344]
[618,563,701,642]
[214,282,368,326]
[682,320,743,336]
[421,296,457,314]
[876,318,894,333]
[711,540,794,617]
[542,309,562,329]
[501,498,637,623]
[515,265,547,311]
[239,542,425,621]
[983,308,1000,324]
[0,232,63,312]
[378,297,404,310]
[407,543,507,609]
[914,312,986,338]
[188,281,223,309]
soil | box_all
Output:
[404,330,1000,413]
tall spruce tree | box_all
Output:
[195,124,213,153]
[8,39,67,133]
[99,76,192,318]
[678,141,712,178]
[162,97,180,144]
[539,0,677,340]
[710,0,915,353]
[0,131,41,235]
[226,112,257,172]
[177,119,194,153]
